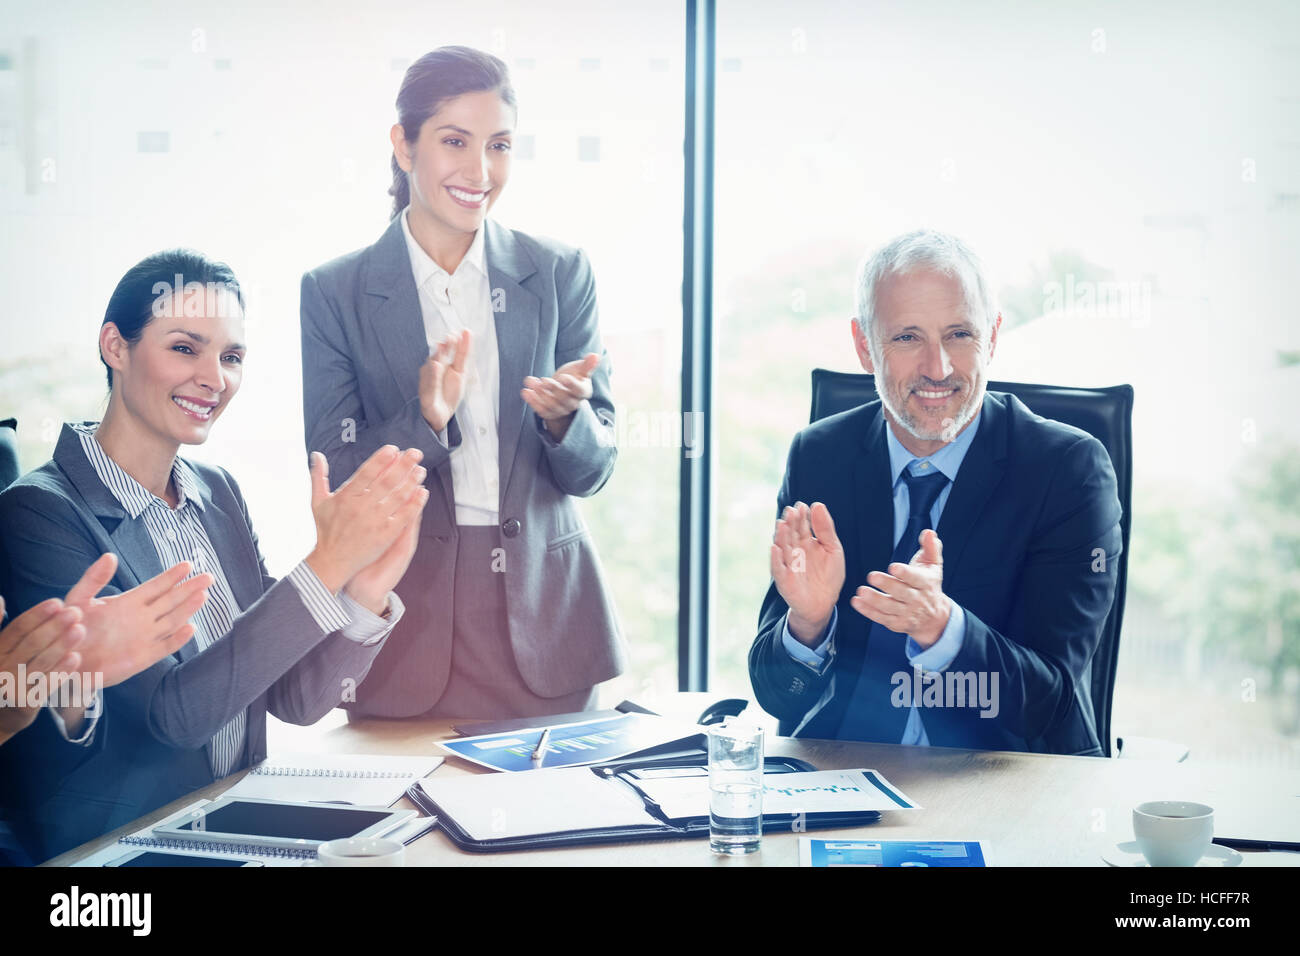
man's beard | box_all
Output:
[876,360,984,444]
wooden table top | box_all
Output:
[48,710,1300,868]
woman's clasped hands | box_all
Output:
[305,444,430,615]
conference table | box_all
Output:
[48,697,1300,867]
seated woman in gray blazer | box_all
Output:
[301,46,625,721]
[0,249,429,861]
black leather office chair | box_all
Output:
[809,371,1133,758]
[0,418,19,492]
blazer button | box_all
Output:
[502,518,522,538]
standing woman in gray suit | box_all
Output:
[0,250,429,859]
[301,46,625,721]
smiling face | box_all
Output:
[393,89,515,244]
[852,268,1000,457]
[100,286,246,452]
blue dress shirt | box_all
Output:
[780,412,982,745]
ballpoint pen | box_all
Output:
[531,727,552,764]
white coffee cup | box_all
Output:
[1132,801,1214,867]
[313,836,405,867]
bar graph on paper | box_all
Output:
[438,713,703,773]
[504,730,619,760]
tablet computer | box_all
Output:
[104,849,264,867]
[150,796,414,851]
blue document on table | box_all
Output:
[437,713,704,772]
[800,838,988,867]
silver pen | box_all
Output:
[531,727,552,763]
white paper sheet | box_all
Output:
[636,768,922,821]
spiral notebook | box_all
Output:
[73,797,436,867]
[70,801,300,866]
[222,752,444,807]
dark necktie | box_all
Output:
[837,468,950,743]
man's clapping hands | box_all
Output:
[771,502,952,649]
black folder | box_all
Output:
[405,754,883,852]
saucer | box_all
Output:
[1102,840,1243,868]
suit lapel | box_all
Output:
[810,406,893,737]
[363,216,431,402]
[188,471,260,614]
[362,216,457,518]
[105,518,195,665]
[484,220,539,502]
[104,517,162,589]
[936,393,1009,573]
[852,407,896,584]
[53,426,198,664]
[53,424,163,589]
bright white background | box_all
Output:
[2,0,1297,766]
[710,0,1300,767]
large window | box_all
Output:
[3,2,1297,767]
[711,0,1300,767]
[0,2,684,731]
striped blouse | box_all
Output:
[67,423,398,776]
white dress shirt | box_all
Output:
[400,207,501,525]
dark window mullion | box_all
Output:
[678,0,715,692]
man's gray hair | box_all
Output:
[854,229,997,353]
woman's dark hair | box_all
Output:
[100,248,245,389]
[389,46,516,220]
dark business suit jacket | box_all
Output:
[300,217,625,716]
[748,391,1122,756]
[0,425,388,861]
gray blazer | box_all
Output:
[0,424,388,860]
[300,217,626,716]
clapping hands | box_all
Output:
[770,501,845,646]
[419,330,472,434]
[305,445,429,616]
[522,353,599,441]
[850,529,951,647]
[1,553,212,745]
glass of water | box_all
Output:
[708,719,764,855]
